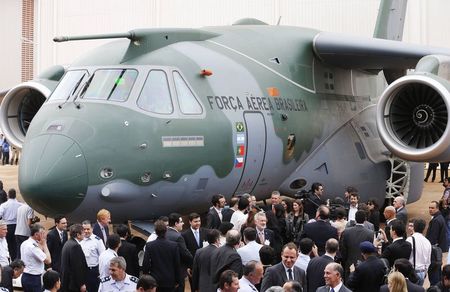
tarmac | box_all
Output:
[0,164,444,289]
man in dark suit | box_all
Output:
[347,241,386,292]
[254,211,275,247]
[262,191,281,213]
[117,224,140,277]
[393,196,408,225]
[182,212,208,291]
[316,263,352,292]
[222,197,238,223]
[261,242,306,292]
[306,238,338,292]
[46,215,68,272]
[340,210,374,281]
[303,182,326,219]
[92,209,110,245]
[379,259,425,292]
[426,200,449,285]
[211,229,243,288]
[60,224,88,292]
[142,220,182,292]
[381,220,412,268]
[167,213,193,292]
[300,205,338,255]
[192,229,221,292]
[206,194,226,229]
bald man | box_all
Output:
[383,206,397,244]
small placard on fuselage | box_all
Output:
[162,136,204,147]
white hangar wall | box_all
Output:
[1,0,450,90]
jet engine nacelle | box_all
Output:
[377,72,450,162]
[0,65,64,149]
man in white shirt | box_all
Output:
[347,193,359,222]
[98,234,121,278]
[21,223,51,292]
[294,238,317,272]
[80,220,105,292]
[238,227,262,265]
[0,189,22,260]
[231,197,249,232]
[239,261,264,292]
[0,221,10,267]
[14,204,34,259]
[406,218,431,286]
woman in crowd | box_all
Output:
[286,199,309,244]
[387,271,407,292]
[367,198,380,232]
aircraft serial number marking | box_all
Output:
[162,136,205,147]
[207,96,307,112]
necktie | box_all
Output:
[101,227,107,243]
[194,230,200,246]
[288,268,293,280]
[60,231,64,243]
[330,288,335,292]
[259,231,265,244]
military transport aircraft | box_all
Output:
[1,0,448,222]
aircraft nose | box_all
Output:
[19,134,88,216]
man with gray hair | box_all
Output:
[317,263,351,292]
[238,260,264,291]
[393,196,408,225]
[211,229,243,288]
[98,256,138,292]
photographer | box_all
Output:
[303,183,326,219]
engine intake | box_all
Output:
[0,82,50,149]
[377,74,450,162]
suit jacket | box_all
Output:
[166,227,194,269]
[142,237,182,288]
[260,263,306,292]
[306,254,334,292]
[340,225,374,278]
[211,244,243,286]
[381,238,412,268]
[316,284,352,292]
[300,220,338,255]
[61,238,88,292]
[222,208,235,223]
[182,227,208,259]
[255,228,275,247]
[379,279,425,292]
[0,265,13,292]
[118,239,140,277]
[347,255,386,292]
[47,227,68,272]
[384,218,398,244]
[396,207,408,225]
[192,244,218,292]
[206,207,223,229]
[92,222,109,245]
[426,211,449,251]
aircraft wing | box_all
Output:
[313,32,450,70]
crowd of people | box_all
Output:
[1,179,450,292]
[0,134,20,166]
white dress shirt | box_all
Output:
[231,210,247,232]
[98,248,118,278]
[0,199,23,224]
[238,276,258,291]
[237,240,262,265]
[294,252,310,273]
[80,234,106,267]
[0,237,10,266]
[21,237,46,275]
[406,233,431,271]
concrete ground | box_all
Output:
[1,164,443,289]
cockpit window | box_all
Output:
[173,71,202,114]
[82,69,137,101]
[137,70,173,114]
[49,70,87,101]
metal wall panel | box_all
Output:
[0,0,22,90]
